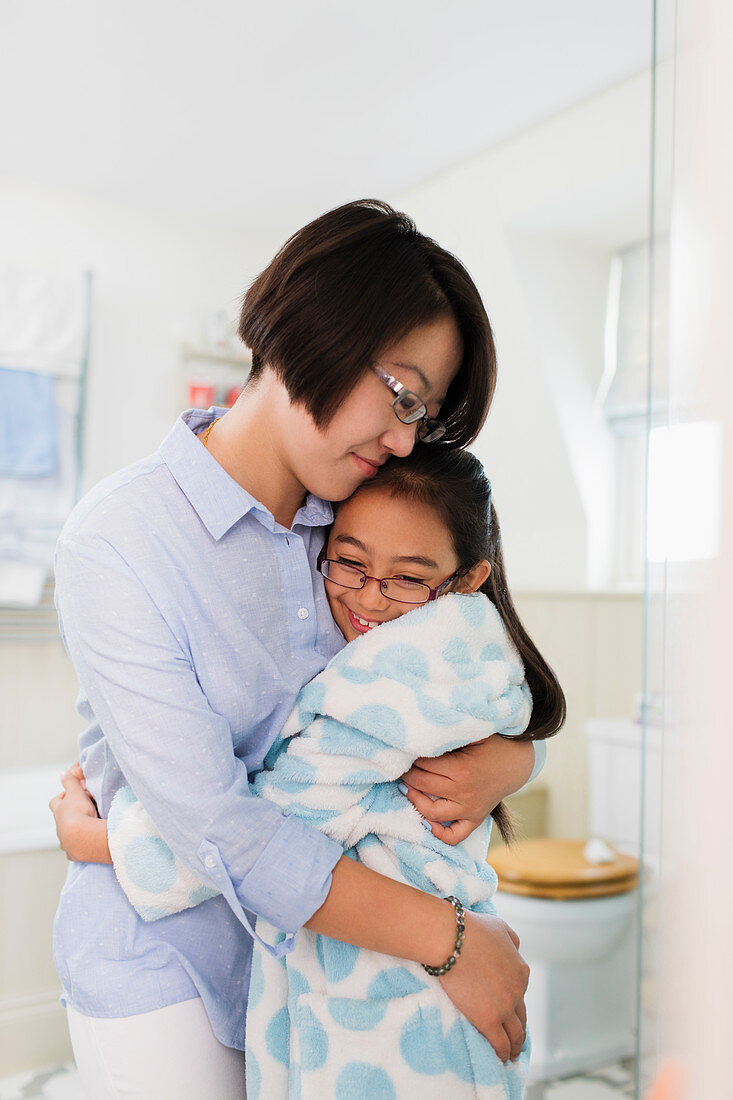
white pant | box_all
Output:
[67,997,246,1099]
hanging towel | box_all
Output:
[0,560,47,607]
[107,593,533,1098]
[0,268,89,378]
[0,393,78,588]
[0,365,58,477]
[0,269,90,605]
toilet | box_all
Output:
[490,718,651,1083]
[491,838,639,1082]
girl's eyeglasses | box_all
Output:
[319,558,459,605]
[371,363,447,443]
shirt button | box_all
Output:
[297,607,309,620]
[204,855,216,869]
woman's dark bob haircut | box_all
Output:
[238,199,496,447]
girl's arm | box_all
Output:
[50,769,111,863]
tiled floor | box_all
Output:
[0,1065,81,1100]
[527,1058,637,1098]
[0,1059,638,1099]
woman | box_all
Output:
[52,199,538,1098]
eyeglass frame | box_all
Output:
[318,556,461,605]
[370,363,447,443]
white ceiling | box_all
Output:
[0,1,653,248]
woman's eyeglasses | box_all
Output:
[371,364,446,443]
[319,558,459,605]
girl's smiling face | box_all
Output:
[323,485,463,643]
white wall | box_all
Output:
[392,71,652,591]
[503,231,617,588]
[2,71,650,593]
[516,591,643,838]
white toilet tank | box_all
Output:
[586,718,662,862]
[489,721,656,1082]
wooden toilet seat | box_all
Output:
[489,838,639,900]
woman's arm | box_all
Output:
[51,770,528,1061]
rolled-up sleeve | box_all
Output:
[55,534,342,941]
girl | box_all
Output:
[54,445,565,1098]
[50,199,542,1098]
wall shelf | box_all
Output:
[180,344,252,369]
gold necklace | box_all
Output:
[200,417,220,448]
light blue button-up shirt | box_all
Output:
[53,408,346,1049]
[52,406,545,1051]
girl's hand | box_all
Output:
[61,761,92,796]
[439,911,529,1062]
[49,767,112,864]
[400,735,535,845]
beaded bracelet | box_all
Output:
[422,895,466,977]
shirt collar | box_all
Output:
[159,409,333,540]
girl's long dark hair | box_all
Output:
[363,444,566,844]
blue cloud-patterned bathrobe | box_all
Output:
[108,593,533,1099]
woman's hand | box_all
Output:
[400,735,535,845]
[49,765,112,864]
[438,911,529,1062]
